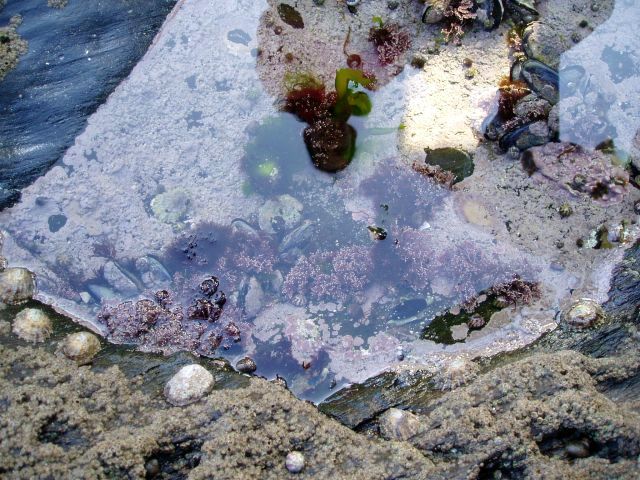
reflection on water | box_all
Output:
[0,0,639,402]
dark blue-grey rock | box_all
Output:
[0,0,177,209]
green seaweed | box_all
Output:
[333,68,375,120]
[421,295,503,344]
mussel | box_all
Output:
[519,59,559,104]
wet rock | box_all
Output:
[150,188,191,224]
[135,256,172,290]
[513,94,552,120]
[562,298,606,329]
[243,277,264,318]
[12,308,52,343]
[378,408,421,441]
[285,451,305,473]
[431,357,479,391]
[279,220,315,253]
[521,142,629,203]
[258,194,303,234]
[164,364,214,406]
[61,331,101,365]
[303,119,356,173]
[423,147,474,183]
[522,22,570,69]
[236,356,257,374]
[422,0,450,24]
[0,267,36,305]
[103,261,139,297]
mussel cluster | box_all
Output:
[484,55,559,153]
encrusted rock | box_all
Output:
[431,357,480,391]
[257,194,303,234]
[61,331,101,365]
[285,451,305,473]
[12,308,52,343]
[164,364,214,406]
[378,408,421,441]
[0,267,36,305]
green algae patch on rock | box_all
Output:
[277,3,304,29]
[423,147,474,184]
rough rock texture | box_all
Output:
[408,351,640,479]
[0,342,432,479]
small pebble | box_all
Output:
[285,451,305,473]
[387,0,399,9]
[164,364,214,406]
[462,57,473,67]
[12,308,52,343]
[236,356,257,374]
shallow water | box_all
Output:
[1,0,639,401]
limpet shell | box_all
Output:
[0,267,36,305]
[62,331,101,365]
[13,308,52,343]
[562,298,605,329]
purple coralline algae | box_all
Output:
[99,287,248,356]
[521,142,630,203]
[282,245,373,305]
[396,228,529,304]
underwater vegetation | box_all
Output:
[422,275,541,344]
[360,162,446,229]
[282,245,374,306]
[284,68,375,172]
[396,228,531,304]
[240,114,310,195]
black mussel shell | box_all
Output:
[521,59,559,104]
[498,121,548,151]
[483,0,504,31]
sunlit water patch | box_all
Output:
[1,0,638,401]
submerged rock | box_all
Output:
[0,267,36,305]
[164,364,214,406]
[12,308,52,343]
